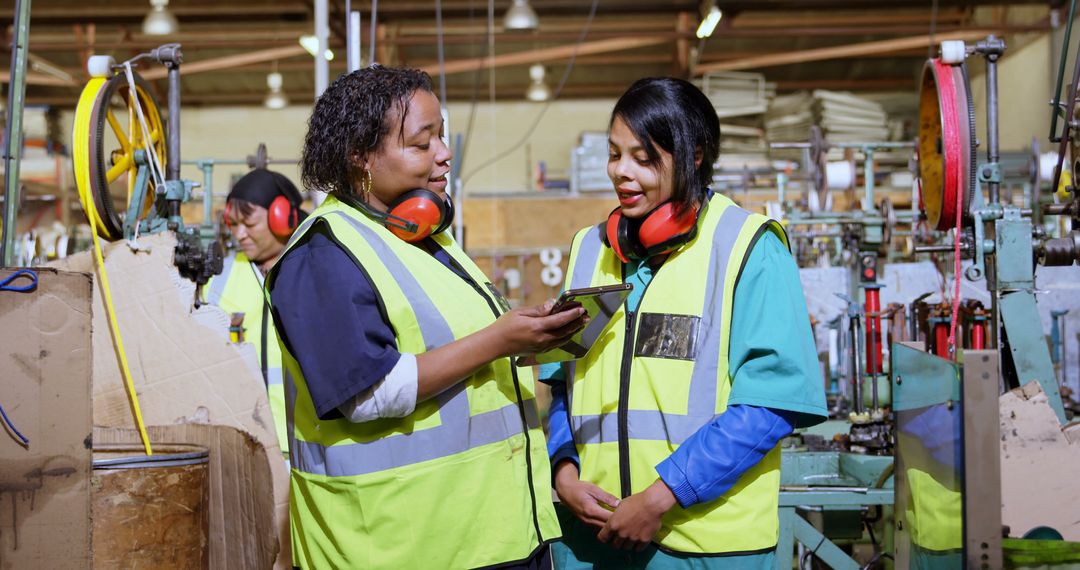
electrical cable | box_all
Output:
[0,400,29,445]
[0,268,37,292]
[455,0,486,172]
[435,0,447,106]
[2,270,41,445]
[461,0,602,188]
[927,0,939,61]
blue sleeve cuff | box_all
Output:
[655,405,796,508]
[655,460,699,508]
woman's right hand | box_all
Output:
[489,300,587,357]
[553,461,621,529]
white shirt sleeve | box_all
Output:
[337,353,419,422]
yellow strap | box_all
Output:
[75,80,153,455]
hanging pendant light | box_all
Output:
[264,71,289,110]
[504,0,539,32]
[525,64,552,102]
[142,0,179,36]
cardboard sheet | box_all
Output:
[1000,382,1080,541]
[51,233,289,568]
[0,268,92,569]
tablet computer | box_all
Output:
[517,283,633,366]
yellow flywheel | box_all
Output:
[73,72,167,239]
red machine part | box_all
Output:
[864,286,883,375]
[933,321,951,358]
[971,321,986,350]
[917,58,976,232]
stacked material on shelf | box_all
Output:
[697,71,777,120]
[765,90,890,144]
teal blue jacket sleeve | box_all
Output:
[539,363,579,472]
[655,231,827,507]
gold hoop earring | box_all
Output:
[361,169,373,196]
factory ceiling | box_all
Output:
[0,0,1063,108]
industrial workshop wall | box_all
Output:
[57,97,617,202]
[969,31,1053,153]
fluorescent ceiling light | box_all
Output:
[696,7,722,39]
[299,35,335,61]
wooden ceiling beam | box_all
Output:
[696,29,1000,74]
[421,36,670,76]
[140,45,309,80]
[730,9,969,28]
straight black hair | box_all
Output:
[610,77,720,213]
[301,65,434,198]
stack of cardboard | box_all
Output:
[765,90,890,144]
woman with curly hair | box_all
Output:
[265,65,579,569]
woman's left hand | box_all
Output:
[597,479,677,551]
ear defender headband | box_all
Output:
[341,188,454,243]
[602,202,699,263]
[224,171,305,239]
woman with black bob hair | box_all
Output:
[266,65,578,570]
[541,77,827,568]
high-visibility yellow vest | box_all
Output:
[265,195,560,570]
[562,193,786,554]
[204,251,289,455]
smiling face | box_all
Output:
[362,89,452,211]
[607,115,676,219]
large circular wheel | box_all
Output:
[918,59,976,231]
[73,72,167,239]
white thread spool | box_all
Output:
[826,160,855,190]
[540,266,563,287]
[87,55,116,78]
[940,41,966,65]
[538,248,562,266]
[503,268,522,290]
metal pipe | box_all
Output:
[168,65,181,181]
[914,244,957,253]
[850,314,864,414]
[200,161,214,230]
[1,0,32,267]
[863,148,875,211]
[315,0,329,97]
[986,40,1001,205]
[349,11,362,72]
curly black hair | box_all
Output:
[301,65,434,197]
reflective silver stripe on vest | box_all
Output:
[206,253,236,305]
[267,366,283,386]
[289,210,534,477]
[571,409,709,445]
[571,206,752,445]
[292,401,540,477]
[569,225,604,289]
[685,206,749,417]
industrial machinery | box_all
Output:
[72,44,223,287]
[914,34,1076,424]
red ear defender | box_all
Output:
[385,189,450,242]
[601,202,699,262]
[267,195,299,238]
[223,201,233,230]
[637,202,698,256]
[602,207,634,263]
